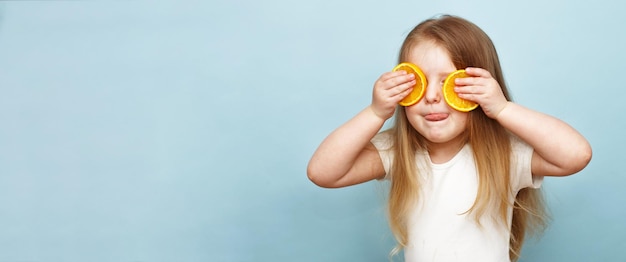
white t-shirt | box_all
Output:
[371,132,542,262]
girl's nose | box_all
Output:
[423,80,442,104]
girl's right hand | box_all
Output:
[371,70,416,120]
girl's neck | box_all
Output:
[427,136,467,164]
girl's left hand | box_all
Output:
[454,67,508,119]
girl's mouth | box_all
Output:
[425,113,449,121]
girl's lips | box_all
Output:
[425,113,449,121]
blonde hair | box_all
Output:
[386,15,548,261]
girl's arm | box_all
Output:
[307,70,416,188]
[496,102,592,176]
[307,106,386,188]
[455,67,592,177]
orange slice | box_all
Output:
[442,70,479,112]
[392,62,427,106]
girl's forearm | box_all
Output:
[307,106,386,185]
[495,102,592,175]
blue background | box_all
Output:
[0,1,624,261]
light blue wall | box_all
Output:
[0,1,623,261]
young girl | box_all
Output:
[307,15,591,262]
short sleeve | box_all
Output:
[510,134,543,192]
[371,132,394,180]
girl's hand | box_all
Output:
[453,67,508,119]
[371,70,416,120]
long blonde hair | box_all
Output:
[386,15,548,261]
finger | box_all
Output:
[464,67,492,78]
[382,81,415,100]
[395,86,414,99]
[382,73,415,90]
[455,76,482,86]
[454,85,481,96]
[456,92,480,103]
[454,85,484,100]
[379,70,408,82]
[392,80,416,96]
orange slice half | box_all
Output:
[392,62,427,106]
[442,70,479,112]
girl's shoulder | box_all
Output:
[507,132,542,190]
[371,130,394,151]
[508,132,532,154]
